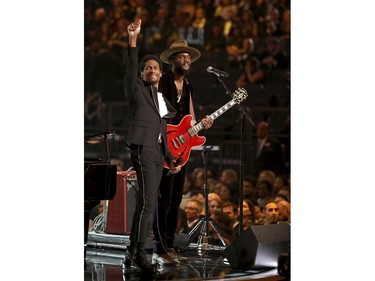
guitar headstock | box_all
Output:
[232,88,248,104]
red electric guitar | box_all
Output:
[164,88,248,169]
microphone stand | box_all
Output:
[186,146,232,252]
[236,106,255,236]
[215,75,231,96]
[214,74,255,236]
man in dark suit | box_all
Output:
[123,19,180,274]
[254,121,285,176]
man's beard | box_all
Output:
[175,63,190,76]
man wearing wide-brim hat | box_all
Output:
[159,40,202,64]
[152,40,213,266]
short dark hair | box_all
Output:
[222,201,238,213]
[139,54,163,72]
[256,179,273,193]
[275,193,289,202]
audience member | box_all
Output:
[212,180,224,195]
[88,202,104,231]
[226,24,246,67]
[189,190,205,208]
[254,121,285,176]
[209,211,234,246]
[234,36,256,66]
[278,186,290,202]
[207,177,218,194]
[204,20,227,66]
[179,175,195,210]
[255,179,274,210]
[182,199,203,234]
[208,195,223,216]
[186,6,207,46]
[214,0,238,37]
[235,55,269,87]
[107,17,130,60]
[258,169,276,186]
[260,37,289,70]
[190,167,206,191]
[274,193,289,204]
[173,8,193,42]
[252,0,275,38]
[242,175,257,202]
[277,200,291,223]
[222,201,239,229]
[197,0,216,19]
[147,6,176,53]
[85,7,108,47]
[273,174,288,195]
[176,208,188,233]
[253,201,265,223]
[219,168,238,186]
[191,7,207,29]
[176,0,195,22]
[258,200,280,225]
[237,9,257,38]
[200,193,222,216]
[233,199,257,238]
[218,181,238,204]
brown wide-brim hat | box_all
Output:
[160,40,201,64]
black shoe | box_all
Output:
[168,248,190,263]
[123,256,132,268]
[133,250,156,273]
[123,246,133,268]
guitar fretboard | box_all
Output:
[188,100,236,137]
[209,100,236,121]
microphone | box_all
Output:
[207,66,229,77]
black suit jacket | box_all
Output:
[124,47,176,164]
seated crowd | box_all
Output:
[177,167,291,247]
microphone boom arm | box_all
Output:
[216,75,232,96]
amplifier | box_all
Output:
[105,171,137,234]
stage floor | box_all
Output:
[84,232,282,281]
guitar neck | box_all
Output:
[188,99,236,136]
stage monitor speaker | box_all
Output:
[105,171,137,234]
[224,224,290,269]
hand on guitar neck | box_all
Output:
[200,115,213,129]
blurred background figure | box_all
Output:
[253,121,285,176]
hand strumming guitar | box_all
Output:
[167,159,182,175]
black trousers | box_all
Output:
[129,143,164,248]
[153,165,187,253]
